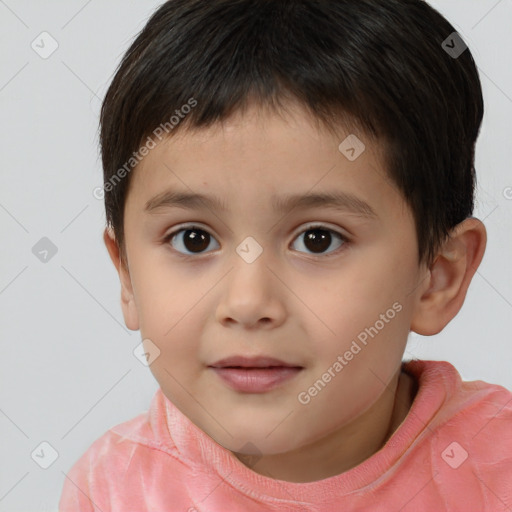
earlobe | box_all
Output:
[103,228,140,331]
[123,296,140,332]
[410,217,487,336]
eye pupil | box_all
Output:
[184,229,210,253]
[305,229,331,253]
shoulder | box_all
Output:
[429,368,512,509]
[60,413,152,488]
[398,360,512,509]
[68,391,181,474]
[436,367,512,443]
[59,391,184,511]
[406,359,512,432]
[413,360,512,460]
[440,376,512,463]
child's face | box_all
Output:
[114,102,428,470]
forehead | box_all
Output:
[128,102,407,223]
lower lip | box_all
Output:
[210,367,303,393]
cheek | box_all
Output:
[129,250,197,334]
[132,270,211,363]
[302,268,410,371]
[300,271,387,341]
[142,303,206,402]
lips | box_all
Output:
[208,356,304,392]
[208,355,302,369]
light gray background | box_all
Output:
[0,1,511,510]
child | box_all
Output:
[59,0,512,510]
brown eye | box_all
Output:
[165,224,347,257]
[167,226,219,254]
[291,226,346,256]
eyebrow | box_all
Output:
[144,189,378,219]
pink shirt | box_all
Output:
[59,360,512,511]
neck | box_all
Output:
[234,365,418,483]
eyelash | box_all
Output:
[163,223,350,259]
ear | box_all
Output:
[410,217,487,336]
[103,228,140,331]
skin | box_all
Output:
[104,101,487,483]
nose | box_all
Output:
[215,254,287,330]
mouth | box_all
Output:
[208,356,303,393]
[208,355,303,369]
[219,366,296,369]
